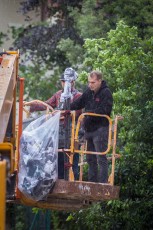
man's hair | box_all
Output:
[89,70,103,80]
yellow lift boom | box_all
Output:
[0,51,19,230]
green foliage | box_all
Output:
[64,20,153,229]
[0,32,6,47]
[14,20,83,99]
[69,0,111,39]
[10,26,25,40]
[51,211,75,229]
[6,204,27,230]
[57,38,84,67]
[70,0,153,40]
[15,205,27,230]
[112,0,153,39]
[14,0,153,99]
[19,61,61,100]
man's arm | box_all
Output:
[45,93,58,108]
[70,93,85,111]
[30,93,58,112]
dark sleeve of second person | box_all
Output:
[70,93,86,111]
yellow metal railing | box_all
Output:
[17,99,123,186]
[68,113,123,185]
[74,113,112,155]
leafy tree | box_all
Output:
[59,0,153,70]
[13,1,84,100]
[70,0,153,39]
[65,20,153,229]
[22,19,153,230]
[14,0,153,100]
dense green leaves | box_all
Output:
[67,20,153,229]
[0,32,6,47]
[19,62,60,100]
[14,0,153,99]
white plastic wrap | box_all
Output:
[60,67,78,108]
[18,111,60,201]
[64,67,78,81]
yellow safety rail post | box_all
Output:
[74,113,114,183]
[0,160,6,230]
[0,143,14,173]
[110,115,123,185]
[59,111,76,181]
[79,142,87,181]
[68,111,76,181]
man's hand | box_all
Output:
[61,110,71,116]
[23,101,27,106]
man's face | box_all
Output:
[88,74,102,92]
[61,80,65,89]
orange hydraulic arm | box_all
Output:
[0,51,19,144]
[0,51,19,230]
[0,51,19,171]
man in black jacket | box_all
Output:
[70,70,113,183]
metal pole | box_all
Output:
[16,77,24,199]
